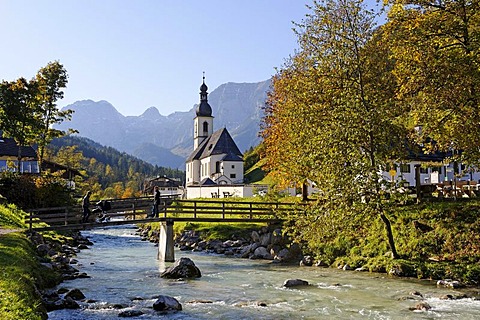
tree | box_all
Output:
[35,61,74,168]
[0,78,39,171]
[386,0,480,165]
[262,0,407,259]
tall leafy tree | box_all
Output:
[0,78,39,171]
[386,0,480,165]
[35,61,73,168]
[262,0,407,259]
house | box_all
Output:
[381,150,480,197]
[41,159,83,189]
[144,176,183,197]
[0,134,39,173]
[185,78,250,198]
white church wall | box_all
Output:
[222,160,244,183]
[186,185,264,199]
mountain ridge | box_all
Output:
[56,79,271,169]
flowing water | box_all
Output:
[48,225,480,319]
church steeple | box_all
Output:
[196,73,212,117]
[193,74,214,150]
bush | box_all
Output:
[0,172,75,209]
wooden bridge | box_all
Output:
[26,196,301,261]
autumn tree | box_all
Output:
[35,61,74,168]
[262,0,407,259]
[385,0,480,165]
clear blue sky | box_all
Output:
[0,1,313,116]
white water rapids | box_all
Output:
[48,225,480,319]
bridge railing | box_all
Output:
[26,197,302,231]
[162,199,294,220]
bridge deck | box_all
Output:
[26,196,300,232]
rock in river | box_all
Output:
[153,295,182,312]
[283,279,309,287]
[160,257,201,279]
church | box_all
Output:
[185,77,246,198]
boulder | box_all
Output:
[274,248,290,261]
[409,302,432,311]
[251,230,260,242]
[153,295,182,312]
[283,279,309,287]
[259,233,272,247]
[300,255,314,266]
[118,310,144,317]
[64,288,85,300]
[437,279,465,289]
[252,247,273,260]
[160,257,201,279]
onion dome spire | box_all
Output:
[196,72,212,116]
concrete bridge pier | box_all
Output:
[158,219,175,262]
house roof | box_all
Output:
[186,127,243,162]
[0,137,37,159]
[42,160,83,178]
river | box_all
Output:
[48,225,480,319]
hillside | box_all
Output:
[48,136,185,188]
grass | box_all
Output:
[0,204,61,320]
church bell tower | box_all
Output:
[193,75,214,149]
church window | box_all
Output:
[231,165,235,169]
[216,161,221,173]
[230,173,236,179]
[203,121,209,134]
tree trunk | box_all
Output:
[414,164,421,203]
[17,145,22,173]
[302,182,309,202]
[380,211,399,259]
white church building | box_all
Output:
[185,78,259,199]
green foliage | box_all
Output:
[0,204,28,228]
[0,61,73,171]
[0,232,56,320]
[386,0,480,165]
[295,198,480,284]
[0,172,75,209]
[47,135,184,198]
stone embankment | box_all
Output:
[29,231,93,311]
[138,225,304,263]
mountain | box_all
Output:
[56,80,270,169]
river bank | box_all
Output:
[137,222,480,292]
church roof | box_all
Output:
[200,177,217,185]
[186,127,243,162]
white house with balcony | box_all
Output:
[381,150,480,197]
[185,78,250,199]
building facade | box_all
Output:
[185,78,245,198]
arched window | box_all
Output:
[203,121,209,134]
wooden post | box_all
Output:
[249,203,253,219]
[29,211,33,231]
[163,201,167,218]
[65,207,69,226]
[194,201,197,219]
[222,202,225,219]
